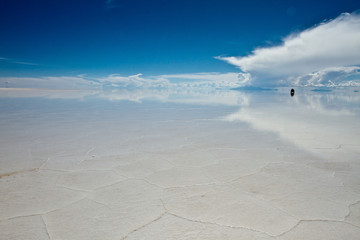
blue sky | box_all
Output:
[0,0,359,88]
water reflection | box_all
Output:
[0,88,250,106]
[1,87,359,238]
[224,88,360,152]
[1,87,359,154]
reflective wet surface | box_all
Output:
[1,87,360,239]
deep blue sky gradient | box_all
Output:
[0,0,358,77]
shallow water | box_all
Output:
[1,87,360,239]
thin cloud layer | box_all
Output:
[0,76,101,89]
[0,57,39,66]
[218,12,360,87]
[98,74,170,88]
[99,72,250,89]
[0,72,247,90]
[158,72,250,88]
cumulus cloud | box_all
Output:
[292,66,360,87]
[218,12,360,87]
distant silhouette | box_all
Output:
[290,88,295,97]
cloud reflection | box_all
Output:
[1,86,359,152]
[223,89,360,151]
[0,87,250,107]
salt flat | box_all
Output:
[1,88,360,239]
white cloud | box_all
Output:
[218,12,360,87]
[291,66,360,87]
[158,72,250,88]
[98,73,170,88]
[0,57,39,66]
[0,72,248,90]
[96,72,249,89]
[0,76,101,89]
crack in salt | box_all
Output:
[0,214,42,222]
[43,197,88,216]
[167,212,274,237]
[39,157,50,170]
[41,215,52,240]
[120,211,167,240]
[119,198,172,239]
[275,219,360,237]
[90,178,163,192]
[158,181,220,190]
[344,200,360,220]
[78,147,96,164]
[56,184,93,193]
[274,220,302,237]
